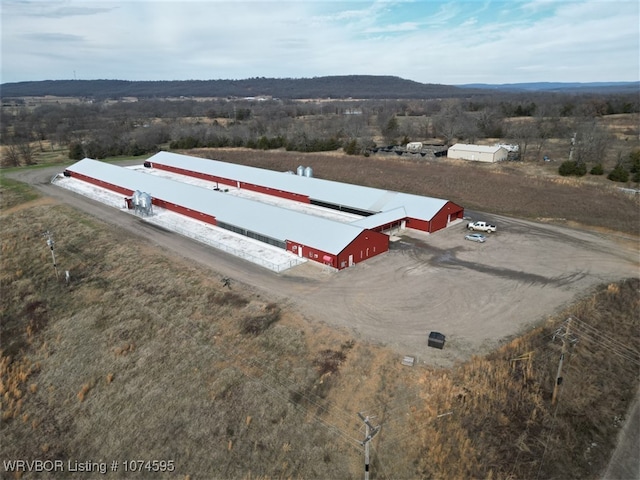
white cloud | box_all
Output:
[1,0,638,84]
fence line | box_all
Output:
[144,214,307,273]
[55,177,307,273]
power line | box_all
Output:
[568,318,640,365]
[241,356,359,434]
[378,411,453,448]
[135,303,367,462]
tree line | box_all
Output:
[1,90,638,183]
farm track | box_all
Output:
[4,159,640,478]
[7,164,639,369]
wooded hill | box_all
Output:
[1,76,474,100]
[2,76,637,100]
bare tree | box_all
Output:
[507,119,538,162]
[573,120,611,166]
[431,99,473,146]
[476,107,505,139]
[533,115,564,161]
[2,144,21,167]
[19,142,35,165]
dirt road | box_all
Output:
[8,165,640,368]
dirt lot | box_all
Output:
[8,164,639,369]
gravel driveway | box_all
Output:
[9,165,640,368]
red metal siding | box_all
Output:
[148,199,217,225]
[67,169,218,226]
[151,162,310,203]
[336,230,389,269]
[405,201,464,233]
[66,170,133,196]
[151,163,236,188]
[406,217,431,232]
[431,201,464,231]
[430,211,449,232]
[286,241,336,268]
[241,183,310,203]
[150,160,464,235]
[371,220,404,232]
[287,229,388,270]
[67,161,462,271]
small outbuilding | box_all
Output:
[447,144,508,163]
[428,331,446,349]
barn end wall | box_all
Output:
[287,229,388,270]
[405,201,464,233]
[431,201,464,231]
[336,229,389,269]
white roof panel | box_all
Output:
[350,207,407,229]
[147,151,451,221]
[449,143,505,154]
[67,159,366,254]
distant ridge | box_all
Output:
[457,81,640,94]
[2,77,636,100]
[0,76,473,100]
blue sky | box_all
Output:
[1,0,638,85]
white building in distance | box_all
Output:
[447,144,508,163]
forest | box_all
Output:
[1,79,639,183]
[1,76,473,100]
[2,76,639,100]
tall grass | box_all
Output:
[1,180,637,478]
[395,279,640,479]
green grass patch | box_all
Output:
[102,154,155,164]
[0,176,39,210]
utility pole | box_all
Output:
[358,412,380,480]
[552,318,573,405]
[43,230,59,280]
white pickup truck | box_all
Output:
[467,221,497,233]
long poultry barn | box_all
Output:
[144,151,464,234]
[64,158,388,270]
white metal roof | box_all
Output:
[147,151,452,221]
[448,143,506,154]
[67,159,368,254]
[349,207,407,229]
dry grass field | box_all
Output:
[1,154,639,479]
